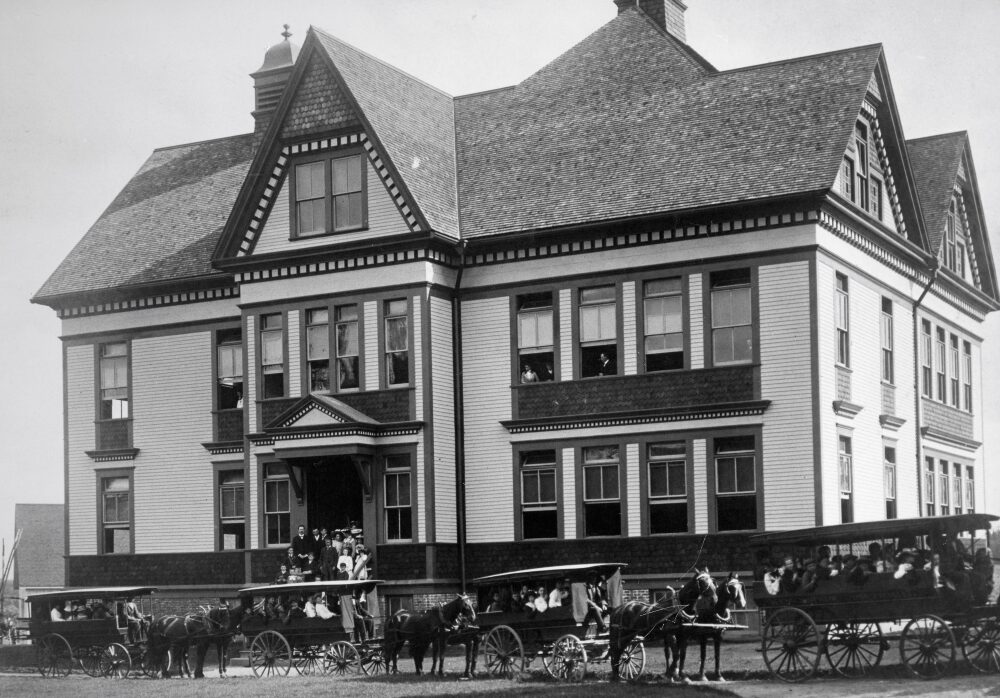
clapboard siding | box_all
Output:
[562,447,576,540]
[247,315,257,434]
[364,301,379,390]
[889,303,917,518]
[462,297,513,542]
[413,296,425,543]
[251,159,410,256]
[816,262,841,524]
[626,443,640,537]
[623,281,637,375]
[559,289,572,380]
[287,309,301,398]
[430,295,456,543]
[60,298,239,338]
[67,345,96,555]
[132,331,215,552]
[759,261,815,530]
[692,438,707,534]
[689,274,704,370]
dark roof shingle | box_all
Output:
[906,132,966,253]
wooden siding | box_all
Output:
[287,309,301,398]
[66,345,96,555]
[462,297,513,542]
[816,262,841,524]
[246,315,257,434]
[559,289,572,380]
[429,295,456,543]
[562,447,576,540]
[364,301,379,390]
[623,281,637,375]
[413,295,425,543]
[889,306,917,518]
[759,261,815,530]
[251,159,410,256]
[689,274,704,370]
[238,262,437,307]
[60,298,239,338]
[626,442,640,537]
[692,438,707,534]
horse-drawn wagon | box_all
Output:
[750,512,999,682]
[237,578,384,677]
[27,585,159,678]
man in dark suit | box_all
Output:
[291,525,312,568]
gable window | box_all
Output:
[292,152,367,237]
[643,278,684,371]
[710,268,752,365]
[219,470,246,550]
[841,157,855,201]
[935,327,946,402]
[949,334,960,408]
[835,273,850,366]
[854,122,870,210]
[579,286,617,377]
[306,308,329,392]
[100,342,129,420]
[384,454,412,542]
[101,474,131,554]
[884,444,896,520]
[870,177,883,220]
[335,304,360,390]
[920,320,933,398]
[714,435,756,531]
[520,450,558,539]
[216,329,243,410]
[517,293,554,383]
[838,435,853,523]
[260,313,285,398]
[263,464,290,546]
[962,341,972,412]
[384,299,409,386]
[943,199,957,271]
[924,457,935,517]
[582,445,621,537]
[880,297,893,383]
[647,442,687,534]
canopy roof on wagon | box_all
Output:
[238,579,382,596]
[473,562,627,585]
[27,586,158,603]
[749,513,998,548]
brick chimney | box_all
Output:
[614,0,687,42]
[251,25,300,149]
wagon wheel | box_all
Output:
[961,616,1000,674]
[761,607,821,683]
[78,645,104,677]
[140,644,171,678]
[359,641,388,675]
[293,643,323,676]
[619,637,646,681]
[547,634,588,682]
[482,625,525,678]
[824,622,885,677]
[100,642,132,678]
[322,641,361,676]
[900,614,956,680]
[37,633,73,678]
[249,630,292,678]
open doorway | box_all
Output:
[302,456,365,535]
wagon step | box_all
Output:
[228,649,252,668]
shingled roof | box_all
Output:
[906,131,967,253]
[34,134,253,301]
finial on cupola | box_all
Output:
[282,24,292,40]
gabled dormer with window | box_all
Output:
[835,109,902,236]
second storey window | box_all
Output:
[583,446,620,537]
[219,470,245,550]
[644,278,683,371]
[520,450,557,539]
[216,330,243,410]
[292,153,367,237]
[264,464,290,546]
[835,273,850,366]
[647,442,687,534]
[260,313,284,398]
[384,454,412,541]
[101,475,130,554]
[517,293,554,383]
[335,304,360,390]
[710,269,752,365]
[949,334,960,408]
[935,327,946,402]
[384,299,409,386]
[579,286,617,377]
[962,341,972,411]
[714,435,756,531]
[306,308,330,392]
[100,342,129,419]
[880,298,893,383]
[920,320,932,398]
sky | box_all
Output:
[1,0,998,561]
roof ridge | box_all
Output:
[715,42,882,75]
[152,132,253,153]
[906,130,968,145]
[455,85,517,101]
[310,25,454,99]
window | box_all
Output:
[952,463,963,516]
[920,320,932,397]
[579,286,617,377]
[880,298,893,383]
[714,435,756,531]
[835,273,850,366]
[942,199,957,272]
[924,456,935,516]
[335,304,360,390]
[583,446,621,537]
[648,442,687,534]
[842,157,855,201]
[935,327,946,402]
[870,177,883,220]
[219,470,245,550]
[949,334,960,408]
[264,464,290,546]
[216,329,243,410]
[101,475,130,554]
[939,459,949,516]
[710,269,752,365]
[962,341,972,412]
[520,451,557,539]
[965,466,975,513]
[855,122,870,210]
[884,445,896,520]
[292,153,367,237]
[306,308,329,392]
[644,279,684,371]
[384,299,409,386]
[839,435,853,523]
[384,454,412,541]
[260,313,285,398]
[99,342,129,419]
[517,293,554,382]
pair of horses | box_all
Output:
[609,568,746,682]
[383,594,478,677]
[147,603,244,678]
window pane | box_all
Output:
[650,502,687,534]
[348,192,364,227]
[522,471,539,504]
[386,317,407,352]
[598,305,616,339]
[332,157,349,194]
[645,278,681,296]
[538,470,556,502]
[584,467,602,500]
[262,331,283,366]
[668,462,686,496]
[736,456,755,492]
[644,298,665,335]
[602,465,619,499]
[583,445,619,462]
[711,290,732,328]
[732,324,753,362]
[585,502,620,536]
[337,357,359,389]
[649,463,667,497]
[518,314,538,348]
[712,327,734,364]
[336,322,358,356]
[307,325,329,360]
[535,311,553,347]
[581,286,614,303]
[581,306,600,342]
[717,458,735,493]
[731,287,751,326]
[396,474,411,506]
[522,509,558,539]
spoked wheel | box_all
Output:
[900,614,956,680]
[547,634,588,682]
[359,641,388,675]
[249,630,292,678]
[963,616,1000,673]
[761,607,821,683]
[100,642,132,678]
[140,646,171,678]
[824,622,885,677]
[482,625,525,678]
[619,637,646,681]
[78,646,104,677]
[37,633,74,678]
[293,644,323,676]
[323,641,361,676]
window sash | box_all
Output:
[218,343,243,381]
[580,303,616,343]
[385,472,411,508]
[884,464,896,501]
[103,482,129,525]
[220,484,245,519]
[583,464,619,501]
[518,309,553,350]
[261,320,284,369]
[522,468,557,506]
[385,316,408,352]
[306,323,329,361]
[648,460,686,498]
[264,478,290,515]
[716,454,755,494]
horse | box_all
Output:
[383,594,476,675]
[189,602,244,678]
[147,614,194,678]
[147,602,244,679]
[676,571,747,682]
[429,614,480,679]
[608,587,687,682]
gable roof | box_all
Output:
[33,134,253,303]
[906,132,967,254]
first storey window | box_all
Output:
[520,450,558,539]
[219,470,246,550]
[714,435,756,531]
[384,454,412,541]
[835,273,850,367]
[292,152,367,237]
[880,297,894,383]
[384,299,409,386]
[517,293,554,383]
[583,445,620,537]
[644,278,684,371]
[101,475,130,554]
[306,308,330,392]
[710,268,752,365]
[260,313,285,398]
[216,329,243,409]
[924,456,935,516]
[264,464,290,546]
[965,466,975,513]
[884,444,896,520]
[579,286,617,377]
[100,342,129,420]
[335,304,360,390]
[647,442,687,534]
[939,459,949,516]
[839,435,853,523]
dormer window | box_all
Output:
[854,122,870,211]
[841,120,884,222]
[941,196,966,279]
[291,152,367,238]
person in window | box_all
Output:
[548,578,569,608]
[50,603,65,622]
[778,556,800,594]
[523,590,538,615]
[598,352,616,376]
[541,362,555,382]
[315,593,335,620]
[521,364,539,383]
